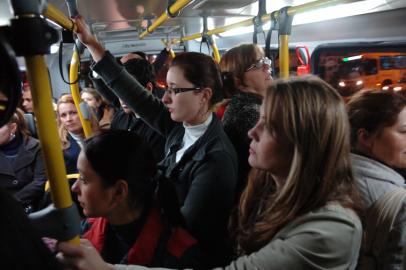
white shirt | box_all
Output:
[175,114,213,163]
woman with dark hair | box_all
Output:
[81,88,115,129]
[0,108,46,212]
[72,130,201,267]
[72,16,237,267]
[347,90,406,269]
[220,44,272,197]
[59,76,362,270]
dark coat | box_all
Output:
[0,136,46,208]
[93,51,238,267]
[222,91,261,199]
[63,134,81,174]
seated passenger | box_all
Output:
[21,82,34,114]
[74,16,237,267]
[220,44,272,198]
[347,90,406,269]
[81,88,114,129]
[0,108,46,212]
[58,75,363,270]
[73,130,201,267]
[56,94,98,174]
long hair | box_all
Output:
[234,76,360,254]
[56,94,98,149]
[220,44,264,97]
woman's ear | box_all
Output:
[113,179,129,204]
[357,128,375,150]
[201,87,213,104]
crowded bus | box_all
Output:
[0,0,405,269]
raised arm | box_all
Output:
[73,16,175,136]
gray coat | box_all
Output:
[351,153,406,270]
[114,203,362,270]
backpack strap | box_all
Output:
[361,187,406,269]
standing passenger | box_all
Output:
[73,15,237,267]
[58,76,363,270]
[81,88,114,129]
[220,44,272,197]
[347,90,406,269]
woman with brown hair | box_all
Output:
[0,108,46,212]
[347,90,406,269]
[81,88,115,129]
[220,44,272,197]
[58,76,362,270]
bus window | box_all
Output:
[313,43,406,99]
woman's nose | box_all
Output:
[162,91,171,104]
[248,124,258,141]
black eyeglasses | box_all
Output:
[165,87,203,95]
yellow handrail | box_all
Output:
[45,174,80,192]
[69,50,92,137]
[26,55,80,245]
[178,0,356,42]
[211,43,221,63]
[279,35,290,78]
[43,3,77,32]
[139,0,193,39]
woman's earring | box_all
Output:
[10,133,15,140]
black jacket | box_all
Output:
[93,51,238,267]
[111,109,165,163]
[0,136,46,209]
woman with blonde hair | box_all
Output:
[58,76,363,270]
[56,94,98,174]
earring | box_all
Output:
[10,133,15,140]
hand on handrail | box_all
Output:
[72,15,106,62]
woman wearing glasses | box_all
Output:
[220,44,272,198]
[73,16,237,267]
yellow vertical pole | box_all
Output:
[69,49,92,137]
[279,35,290,78]
[26,56,71,208]
[211,43,221,63]
[169,49,176,59]
[25,55,80,244]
